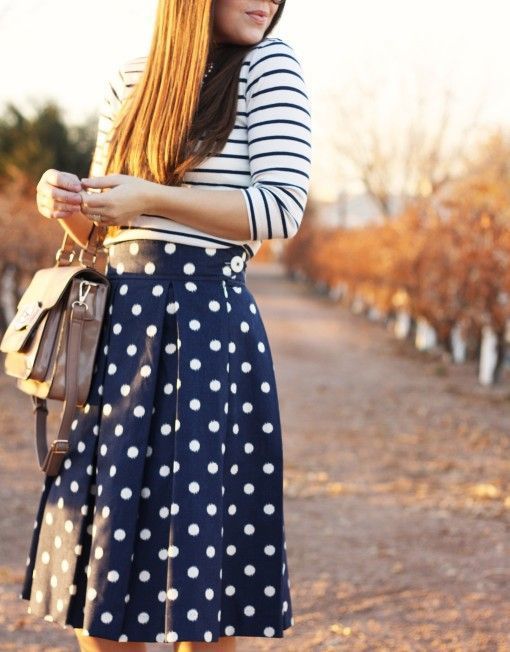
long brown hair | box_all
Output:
[103,0,285,239]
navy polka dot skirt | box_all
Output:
[19,240,293,644]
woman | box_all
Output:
[22,0,311,649]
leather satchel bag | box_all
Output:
[0,223,110,476]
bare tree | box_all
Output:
[328,66,489,221]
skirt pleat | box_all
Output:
[19,240,293,643]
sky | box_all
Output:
[1,0,510,200]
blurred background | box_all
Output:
[1,1,510,650]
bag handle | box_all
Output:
[55,222,109,270]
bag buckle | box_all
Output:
[41,439,69,476]
[71,280,98,311]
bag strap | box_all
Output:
[55,222,109,270]
[31,300,89,475]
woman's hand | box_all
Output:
[79,174,154,228]
[36,169,83,219]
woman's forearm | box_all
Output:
[144,183,252,241]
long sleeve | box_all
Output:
[88,65,126,178]
[240,39,312,241]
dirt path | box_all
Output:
[1,263,509,651]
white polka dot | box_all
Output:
[54,535,62,549]
[185,281,197,292]
[258,341,266,352]
[144,261,155,274]
[204,631,213,642]
[119,284,128,295]
[187,609,198,621]
[164,243,176,254]
[183,262,195,275]
[189,481,200,494]
[206,545,215,558]
[120,488,132,500]
[127,446,139,458]
[241,361,252,372]
[167,301,179,314]
[225,625,235,635]
[226,545,236,556]
[187,566,199,578]
[159,465,170,477]
[146,324,157,337]
[102,404,112,416]
[87,587,97,600]
[115,424,124,436]
[263,463,274,474]
[264,585,276,597]
[189,398,201,411]
[139,528,151,540]
[41,551,50,564]
[209,300,220,312]
[139,570,150,582]
[228,504,237,515]
[245,442,254,454]
[189,319,201,331]
[205,588,214,600]
[190,358,201,370]
[244,605,255,616]
[107,570,120,582]
[240,321,249,332]
[189,439,200,452]
[264,545,276,556]
[101,611,113,624]
[164,383,173,395]
[208,420,220,432]
[188,523,199,536]
[137,612,149,624]
[112,323,122,335]
[264,626,275,637]
[126,344,137,356]
[244,483,255,494]
[133,405,145,418]
[131,304,142,316]
[208,462,218,474]
[152,284,164,296]
[70,481,79,493]
[94,547,104,560]
[167,588,178,600]
[168,545,179,558]
[242,402,253,413]
[262,423,274,433]
[161,424,171,435]
[263,503,275,515]
[209,379,221,391]
[210,339,221,351]
[129,242,139,255]
[244,564,255,576]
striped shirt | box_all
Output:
[89,36,312,259]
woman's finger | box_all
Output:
[43,168,82,193]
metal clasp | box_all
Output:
[71,280,98,311]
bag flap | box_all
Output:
[0,264,103,354]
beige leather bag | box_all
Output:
[0,224,110,476]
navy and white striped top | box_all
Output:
[89,36,312,259]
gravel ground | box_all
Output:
[0,262,509,651]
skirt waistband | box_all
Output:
[105,240,248,284]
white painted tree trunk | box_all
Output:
[394,309,411,339]
[479,325,498,385]
[450,322,467,363]
[351,295,365,314]
[0,266,17,325]
[367,306,385,321]
[415,316,437,351]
